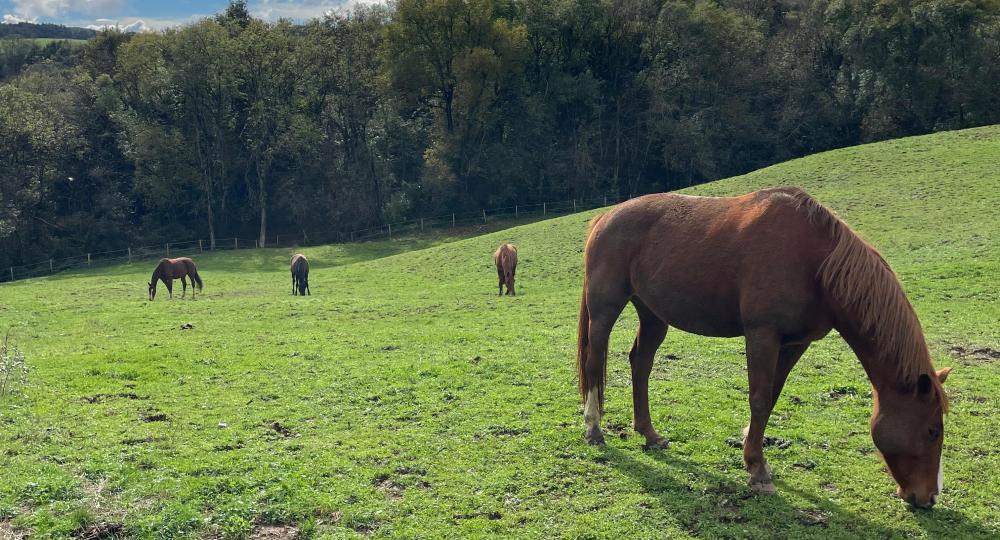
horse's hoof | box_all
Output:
[643,437,670,451]
[584,432,605,446]
[750,480,777,494]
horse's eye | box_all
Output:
[928,427,940,442]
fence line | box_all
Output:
[0,194,627,284]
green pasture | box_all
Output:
[0,126,998,538]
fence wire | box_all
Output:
[0,194,625,284]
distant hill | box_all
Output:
[0,21,96,40]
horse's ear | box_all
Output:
[936,367,952,384]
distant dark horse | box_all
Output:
[291,253,310,296]
[149,257,203,300]
[494,243,518,296]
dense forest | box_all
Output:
[2,0,999,268]
[0,22,96,40]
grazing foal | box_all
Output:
[494,243,518,296]
[290,254,310,296]
[577,188,950,507]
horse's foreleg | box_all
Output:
[629,301,669,449]
[743,329,781,494]
[292,275,297,295]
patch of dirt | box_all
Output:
[73,522,123,539]
[716,497,747,523]
[375,476,404,501]
[726,435,791,449]
[122,436,161,446]
[269,421,297,438]
[1,520,27,540]
[82,393,147,404]
[251,524,299,540]
[603,420,630,440]
[827,386,859,400]
[948,345,1000,364]
[798,508,830,526]
[477,425,530,439]
[140,410,169,422]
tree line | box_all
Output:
[2,0,999,268]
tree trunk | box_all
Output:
[257,155,267,248]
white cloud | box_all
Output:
[9,0,126,20]
[250,0,382,22]
[3,13,39,24]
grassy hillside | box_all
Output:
[0,126,997,539]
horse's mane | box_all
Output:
[774,188,945,408]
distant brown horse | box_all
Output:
[577,187,951,507]
[149,257,202,300]
[290,253,310,296]
[494,243,518,296]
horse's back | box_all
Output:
[586,188,834,336]
[291,254,308,274]
[494,243,516,270]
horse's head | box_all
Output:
[148,281,156,301]
[298,276,308,296]
[871,367,951,508]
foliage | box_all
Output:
[1,0,999,270]
[0,126,996,537]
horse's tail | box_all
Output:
[577,276,591,403]
[577,213,607,403]
[190,265,203,291]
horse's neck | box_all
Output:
[836,314,927,393]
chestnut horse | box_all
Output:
[577,187,951,507]
[149,257,202,300]
[290,253,310,296]
[494,243,518,296]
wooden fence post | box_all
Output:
[604,195,607,206]
[235,238,238,249]
[128,247,132,263]
[276,235,279,246]
[9,267,12,281]
[482,209,487,223]
[573,199,577,212]
[388,223,392,239]
[452,213,455,228]
[420,218,424,232]
[199,240,203,252]
[543,202,546,215]
[50,259,53,272]
[87,253,91,266]
[515,205,518,217]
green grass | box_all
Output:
[1,126,998,538]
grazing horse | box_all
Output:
[494,243,518,296]
[577,187,951,507]
[149,257,203,300]
[290,253,310,296]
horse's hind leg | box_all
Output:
[181,276,187,298]
[582,294,629,446]
[629,299,670,449]
[165,280,173,298]
[742,328,782,493]
[497,268,504,296]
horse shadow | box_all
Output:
[598,444,996,539]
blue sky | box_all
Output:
[0,1,374,31]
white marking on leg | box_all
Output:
[584,388,601,431]
[937,457,944,494]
